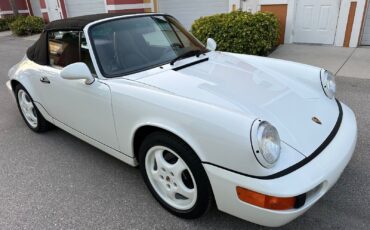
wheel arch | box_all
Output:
[10,79,54,124]
[10,79,21,94]
[132,124,205,164]
[9,74,40,102]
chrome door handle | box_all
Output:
[40,76,50,84]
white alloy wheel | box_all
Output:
[17,89,38,128]
[145,145,198,210]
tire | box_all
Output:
[139,131,213,219]
[15,84,52,132]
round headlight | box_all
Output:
[321,70,336,99]
[251,121,281,168]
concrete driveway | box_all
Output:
[0,34,369,229]
[269,44,370,79]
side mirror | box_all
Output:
[206,38,217,51]
[60,62,94,85]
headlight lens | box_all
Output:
[254,121,281,168]
[321,70,336,99]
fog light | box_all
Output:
[236,186,296,210]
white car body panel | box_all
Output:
[107,77,306,177]
[7,14,357,227]
[205,102,357,227]
[138,52,339,158]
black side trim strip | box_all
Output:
[203,99,343,180]
[172,58,209,71]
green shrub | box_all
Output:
[191,11,280,56]
[0,15,19,31]
[0,19,7,31]
[10,16,44,36]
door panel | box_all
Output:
[318,6,330,30]
[294,0,340,44]
[302,5,314,29]
[37,66,120,150]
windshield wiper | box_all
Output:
[170,49,206,65]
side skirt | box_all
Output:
[52,118,138,167]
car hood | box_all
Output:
[137,52,340,157]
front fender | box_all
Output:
[108,79,305,178]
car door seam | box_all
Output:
[98,80,123,152]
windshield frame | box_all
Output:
[86,14,208,79]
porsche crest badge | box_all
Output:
[312,116,322,125]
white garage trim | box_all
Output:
[106,3,153,11]
[349,0,367,46]
[334,0,366,47]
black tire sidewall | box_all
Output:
[139,131,213,219]
[15,84,47,132]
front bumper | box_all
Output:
[6,80,13,92]
[204,102,357,227]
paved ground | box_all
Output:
[269,44,370,79]
[0,35,369,229]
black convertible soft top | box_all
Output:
[26,13,147,65]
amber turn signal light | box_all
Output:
[236,186,296,210]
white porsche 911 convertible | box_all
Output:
[7,13,357,227]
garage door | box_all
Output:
[293,0,340,44]
[361,3,370,45]
[158,0,229,30]
[65,0,106,17]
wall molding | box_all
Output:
[0,9,30,15]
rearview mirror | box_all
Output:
[60,62,94,85]
[206,38,217,51]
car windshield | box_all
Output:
[89,15,207,77]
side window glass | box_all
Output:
[48,31,79,67]
[80,32,96,75]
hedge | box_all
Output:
[9,16,44,36]
[0,16,19,32]
[191,11,280,56]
